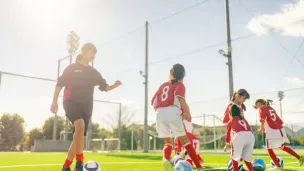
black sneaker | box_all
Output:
[74,160,83,171]
[62,166,71,171]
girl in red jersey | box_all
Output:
[224,89,254,171]
[223,89,247,124]
[151,64,203,171]
[254,99,304,169]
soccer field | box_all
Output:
[0,150,303,171]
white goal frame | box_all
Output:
[90,138,121,152]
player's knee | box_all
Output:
[178,135,188,145]
[163,137,173,144]
[74,119,85,134]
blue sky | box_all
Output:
[0,0,304,131]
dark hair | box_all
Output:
[231,89,250,101]
[230,105,242,119]
[170,64,185,84]
[255,99,273,106]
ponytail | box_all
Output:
[264,99,273,106]
[231,90,237,101]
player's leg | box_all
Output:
[156,109,174,171]
[280,144,304,166]
[63,142,76,170]
[230,133,245,171]
[62,102,82,171]
[73,119,85,170]
[241,132,255,171]
[266,139,281,168]
[170,118,202,169]
[174,137,182,155]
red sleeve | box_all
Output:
[174,83,185,98]
[259,108,266,122]
[223,104,231,124]
[225,122,232,144]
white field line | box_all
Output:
[0,161,300,169]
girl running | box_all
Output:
[224,89,254,171]
[254,99,304,169]
[151,64,203,171]
[50,43,122,171]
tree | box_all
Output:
[0,113,26,151]
[29,128,44,145]
[42,116,65,140]
[105,106,136,150]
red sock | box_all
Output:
[197,154,203,164]
[76,153,84,162]
[184,142,202,169]
[163,143,172,161]
[63,159,73,168]
[245,161,254,171]
[281,145,300,160]
[267,149,280,167]
[232,160,239,171]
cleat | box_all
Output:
[163,160,174,171]
[299,156,304,166]
[74,160,83,171]
[62,166,71,171]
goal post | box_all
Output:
[90,138,120,152]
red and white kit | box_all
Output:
[259,106,289,149]
[223,102,245,124]
[151,81,186,138]
[226,110,254,162]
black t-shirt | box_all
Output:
[57,63,108,107]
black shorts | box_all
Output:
[63,100,92,136]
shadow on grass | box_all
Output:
[103,153,162,161]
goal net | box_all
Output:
[90,138,120,152]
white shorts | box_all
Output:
[156,106,186,138]
[265,125,290,149]
[183,120,193,133]
[231,131,255,162]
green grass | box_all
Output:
[0,149,303,171]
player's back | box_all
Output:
[230,117,252,133]
[260,106,283,129]
[152,81,185,109]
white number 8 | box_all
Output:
[161,85,169,101]
[238,120,248,130]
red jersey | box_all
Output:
[151,81,185,109]
[259,106,283,129]
[223,102,244,124]
[226,117,251,144]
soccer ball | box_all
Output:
[252,158,266,171]
[271,157,284,168]
[174,160,193,171]
[227,160,243,171]
[83,161,101,171]
[172,155,183,166]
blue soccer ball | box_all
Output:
[252,158,266,171]
[271,157,284,168]
[227,160,243,171]
[174,160,193,171]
